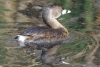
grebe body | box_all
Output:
[15,3,71,49]
[15,3,71,66]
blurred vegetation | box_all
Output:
[0,0,99,66]
[51,0,97,65]
[52,0,95,32]
[0,1,6,29]
[0,1,9,65]
[51,0,72,9]
[0,43,7,65]
[84,0,95,31]
[56,34,95,53]
[57,39,87,54]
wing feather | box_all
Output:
[21,26,68,49]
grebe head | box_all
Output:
[42,3,71,19]
[42,3,71,32]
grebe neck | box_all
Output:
[42,9,69,34]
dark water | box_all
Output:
[0,0,100,66]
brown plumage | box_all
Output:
[20,26,68,49]
[15,3,71,66]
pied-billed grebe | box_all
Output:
[15,3,71,66]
